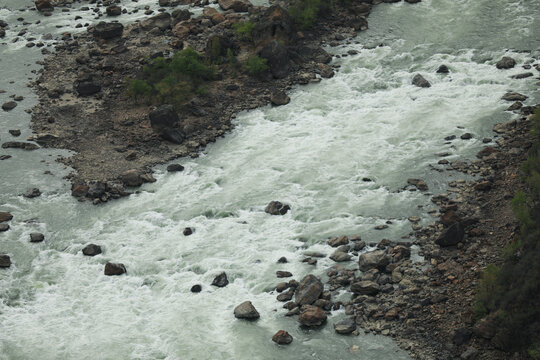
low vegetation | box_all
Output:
[244,55,268,75]
[475,109,540,358]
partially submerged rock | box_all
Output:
[295,274,323,305]
[23,188,41,198]
[0,254,11,268]
[233,301,260,319]
[412,74,431,88]
[0,212,13,223]
[495,56,516,69]
[104,262,126,276]
[212,272,229,287]
[265,201,290,215]
[82,244,102,256]
[2,101,17,111]
[298,305,327,327]
[334,318,357,334]
[92,22,124,39]
[272,330,293,344]
[30,232,45,242]
[1,142,39,150]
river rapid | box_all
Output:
[0,0,539,359]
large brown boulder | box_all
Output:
[140,13,171,31]
[35,0,54,12]
[272,330,293,344]
[435,222,464,247]
[93,22,124,39]
[148,105,185,144]
[104,262,126,276]
[295,274,323,305]
[233,301,260,319]
[298,305,327,327]
[0,212,13,223]
[350,280,380,295]
[218,0,252,12]
[358,250,389,271]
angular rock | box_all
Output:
[350,280,380,295]
[75,81,101,96]
[260,40,289,79]
[252,6,293,46]
[167,164,185,172]
[435,222,464,247]
[334,318,357,334]
[121,169,143,187]
[453,327,473,346]
[270,91,290,106]
[276,271,292,278]
[149,105,185,144]
[358,250,389,271]
[87,181,107,199]
[436,64,449,73]
[2,101,17,111]
[295,274,323,305]
[264,201,290,215]
[272,330,293,344]
[0,254,11,268]
[218,0,251,12]
[412,74,431,88]
[0,224,9,232]
[23,188,41,198]
[35,0,54,12]
[140,13,171,31]
[407,178,428,190]
[93,22,124,39]
[276,289,294,302]
[82,244,102,256]
[329,235,349,247]
[0,212,13,223]
[191,284,202,292]
[212,272,229,287]
[233,301,260,319]
[496,56,516,69]
[9,129,21,137]
[183,227,193,236]
[104,262,126,276]
[298,305,327,327]
[106,6,122,16]
[71,184,89,197]
[2,142,39,150]
[511,72,533,79]
[30,232,45,242]
[330,251,351,262]
[501,92,527,102]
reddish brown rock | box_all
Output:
[298,305,327,327]
[272,330,293,344]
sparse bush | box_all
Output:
[233,21,255,41]
[288,0,331,29]
[244,55,268,75]
[127,78,152,102]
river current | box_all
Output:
[0,0,539,359]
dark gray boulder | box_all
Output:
[30,233,45,242]
[334,318,357,334]
[436,222,464,246]
[496,56,516,69]
[436,64,449,73]
[191,284,202,292]
[93,22,124,39]
[264,201,290,215]
[148,105,185,144]
[167,164,185,172]
[82,244,102,256]
[358,250,389,271]
[259,40,289,79]
[295,274,323,305]
[2,101,17,111]
[0,224,9,232]
[2,142,39,150]
[104,262,126,275]
[0,254,11,268]
[233,301,260,319]
[212,272,229,287]
[23,188,41,198]
[412,74,431,88]
[75,81,101,96]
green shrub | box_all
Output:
[244,55,268,75]
[233,21,255,40]
[475,264,502,318]
[288,0,331,29]
[170,48,215,81]
[512,191,532,229]
[127,78,152,102]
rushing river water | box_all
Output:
[1,0,539,359]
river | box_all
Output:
[0,0,539,359]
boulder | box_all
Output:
[212,272,229,287]
[412,74,431,88]
[0,212,13,223]
[0,224,9,232]
[259,40,289,79]
[140,13,171,31]
[233,301,260,319]
[298,305,327,327]
[93,22,124,39]
[437,65,449,73]
[334,318,357,334]
[501,92,527,102]
[82,244,102,256]
[252,5,293,46]
[35,0,54,12]
[149,105,185,144]
[330,251,351,262]
[0,254,11,268]
[407,178,428,190]
[23,188,41,198]
[328,235,348,247]
[390,245,411,261]
[71,184,89,197]
[167,164,185,172]
[218,0,251,12]
[183,227,193,236]
[191,284,202,292]
[0,28,5,38]
[453,327,473,346]
[106,6,122,16]
[30,233,45,242]
[87,181,107,199]
[440,210,460,226]
[104,262,126,276]
[350,280,380,295]
[120,169,143,187]
[264,201,290,215]
[435,222,464,247]
[2,101,17,111]
[473,315,496,339]
[272,330,293,344]
[358,250,389,271]
[295,274,323,305]
[2,142,39,150]
[496,57,516,69]
[291,46,332,64]
[75,80,101,96]
[270,91,290,106]
[276,271,292,278]
[511,72,533,79]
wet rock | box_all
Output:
[295,274,323,305]
[260,40,289,79]
[9,129,21,137]
[106,6,122,16]
[436,64,449,73]
[149,105,185,144]
[501,92,527,102]
[30,232,45,242]
[334,318,357,334]
[191,284,202,292]
[453,327,473,346]
[495,56,516,69]
[298,305,327,327]
[276,282,289,292]
[272,330,293,344]
[276,271,292,278]
[87,181,107,199]
[93,22,124,39]
[212,272,229,287]
[328,235,348,247]
[0,254,11,268]
[506,101,522,111]
[436,222,464,247]
[391,245,411,261]
[412,74,431,88]
[218,0,252,12]
[330,250,351,262]
[265,201,290,215]
[23,188,41,198]
[234,301,260,319]
[183,227,193,236]
[104,262,126,276]
[350,280,380,295]
[511,72,533,79]
[460,133,473,140]
[277,256,287,263]
[358,250,389,271]
[0,224,9,232]
[167,164,185,172]
[35,0,54,12]
[2,141,39,150]
[277,289,294,301]
[2,101,17,111]
[140,13,171,31]
[82,244,102,256]
[0,212,13,222]
[120,169,144,187]
[353,240,366,251]
[407,178,428,190]
[474,180,492,191]
[270,91,290,106]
